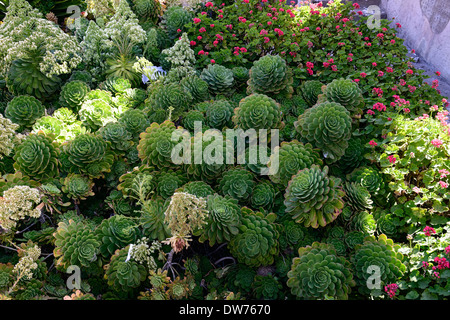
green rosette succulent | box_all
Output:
[79,99,117,131]
[300,80,324,106]
[139,197,171,241]
[118,109,150,140]
[180,75,209,104]
[344,230,365,251]
[177,181,215,199]
[99,122,134,152]
[59,80,90,111]
[85,89,113,104]
[250,181,276,210]
[13,132,59,180]
[295,101,352,163]
[336,137,367,173]
[99,77,131,95]
[146,82,193,121]
[233,94,283,130]
[373,210,397,239]
[154,169,188,199]
[64,133,113,178]
[351,234,406,295]
[277,94,309,118]
[206,99,234,130]
[32,116,65,142]
[6,45,61,100]
[284,165,345,228]
[247,55,294,98]
[53,107,78,124]
[68,70,93,88]
[195,194,242,246]
[268,140,323,186]
[253,275,284,300]
[232,66,249,89]
[343,182,373,212]
[229,209,279,268]
[133,0,161,23]
[162,6,193,40]
[96,215,140,258]
[5,95,45,129]
[350,211,377,236]
[218,168,255,202]
[347,166,386,198]
[200,64,235,96]
[224,264,256,295]
[53,220,100,270]
[104,246,148,293]
[137,120,178,169]
[279,219,320,251]
[323,78,364,112]
[0,264,13,290]
[287,242,355,300]
[61,174,95,200]
[186,131,233,184]
[182,110,205,132]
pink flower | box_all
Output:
[423,226,436,236]
[193,18,201,24]
[199,27,206,33]
[354,79,360,83]
[403,108,410,113]
[367,110,375,115]
[260,29,268,35]
[439,169,450,178]
[388,155,396,164]
[210,59,216,64]
[369,140,378,147]
[190,41,196,46]
[360,72,367,78]
[406,69,414,75]
[331,65,338,71]
[198,50,205,55]
[431,139,443,148]
[264,37,270,43]
[205,1,213,7]
[378,71,384,77]
[197,36,202,40]
[413,186,421,193]
[387,67,394,73]
[422,261,429,269]
[436,71,441,76]
[445,245,450,255]
[390,39,396,44]
[210,24,215,28]
[353,3,360,9]
[439,181,449,189]
[177,29,182,33]
[384,284,398,299]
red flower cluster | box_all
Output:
[384,284,398,299]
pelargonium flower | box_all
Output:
[423,226,436,236]
[431,139,443,148]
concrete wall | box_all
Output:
[380,0,450,82]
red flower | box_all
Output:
[369,140,377,147]
[423,226,436,236]
[406,69,414,75]
[388,155,396,164]
[360,72,367,78]
[210,59,216,64]
[193,18,201,24]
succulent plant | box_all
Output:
[336,137,367,173]
[0,264,13,290]
[277,94,309,118]
[300,80,324,106]
[6,46,62,100]
[229,209,279,268]
[195,194,242,246]
[104,246,147,292]
[253,275,284,300]
[118,109,150,139]
[200,64,235,96]
[295,101,352,163]
[137,120,178,169]
[284,165,345,228]
[232,66,249,89]
[182,110,206,132]
[268,140,323,186]
[180,74,209,104]
[132,0,161,23]
[5,95,45,129]
[247,55,294,98]
[287,242,355,299]
[53,220,100,270]
[177,181,215,199]
[139,197,172,241]
[343,182,373,212]
[186,131,233,184]
[279,219,320,251]
[344,230,365,251]
[154,169,188,199]
[13,132,59,180]
[63,133,113,178]
[59,80,90,111]
[347,166,386,198]
[96,215,141,258]
[32,116,66,142]
[146,82,193,121]
[351,234,406,295]
[323,78,364,112]
[162,6,193,40]
[61,174,95,200]
[350,211,377,236]
[79,99,117,131]
[250,181,276,210]
[233,94,283,130]
[100,76,132,95]
[68,70,93,88]
[218,168,255,202]
[99,122,134,152]
[206,99,234,130]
